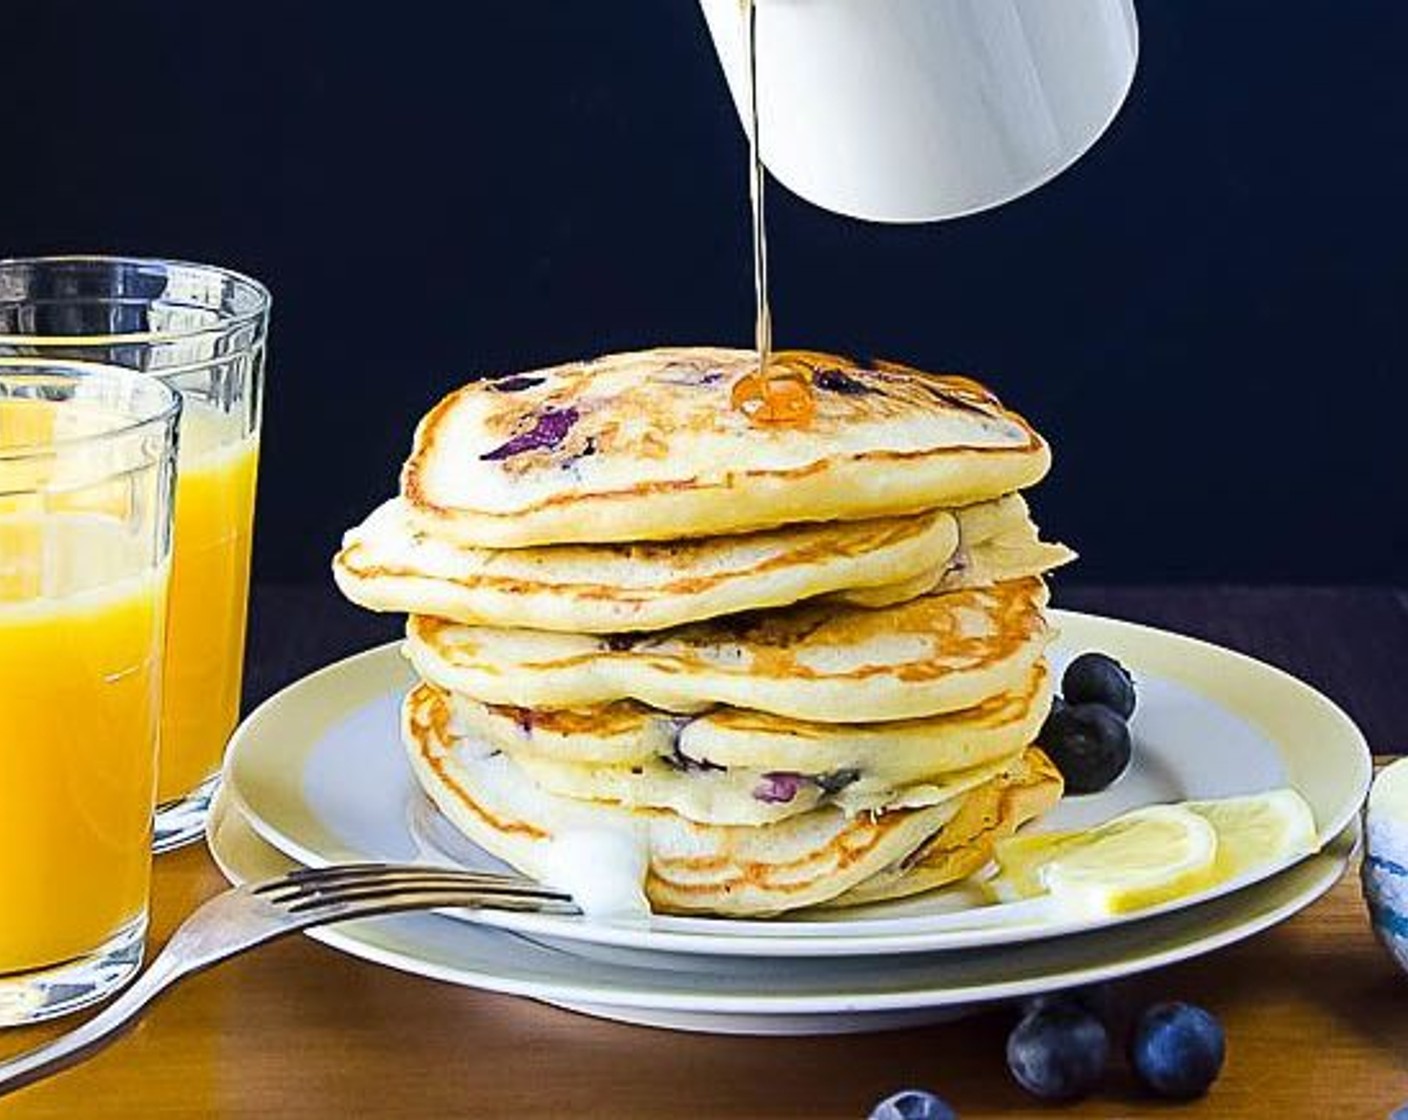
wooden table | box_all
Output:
[3,585,1406,1118]
[4,843,1406,1118]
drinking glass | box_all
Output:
[0,359,180,1024]
[0,257,270,850]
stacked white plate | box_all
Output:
[212,610,1371,1035]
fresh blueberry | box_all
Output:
[1006,1000,1110,1102]
[1038,702,1132,794]
[1021,984,1116,1022]
[1062,652,1136,719]
[867,1089,957,1120]
[1129,1001,1225,1099]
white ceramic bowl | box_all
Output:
[1362,759,1408,972]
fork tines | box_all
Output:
[252,862,576,916]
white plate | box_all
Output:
[222,610,1370,957]
[206,787,1358,1035]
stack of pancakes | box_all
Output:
[334,347,1074,917]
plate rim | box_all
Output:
[206,787,1359,1016]
[222,609,1372,956]
[1050,606,1371,847]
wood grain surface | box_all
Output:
[2,584,1404,1118]
[2,837,1405,1118]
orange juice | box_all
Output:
[156,409,259,803]
[0,517,167,972]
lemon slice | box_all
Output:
[991,805,1219,915]
[984,830,1087,903]
[1183,788,1318,881]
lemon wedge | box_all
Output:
[991,805,1219,915]
[987,789,1321,918]
[1183,788,1318,881]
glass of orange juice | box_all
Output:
[0,257,270,851]
[0,358,180,1024]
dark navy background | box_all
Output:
[4,2,1403,583]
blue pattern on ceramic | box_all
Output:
[1363,759,1408,975]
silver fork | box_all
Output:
[0,862,578,1096]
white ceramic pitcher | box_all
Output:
[699,0,1139,223]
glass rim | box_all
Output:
[0,254,272,347]
[0,357,183,462]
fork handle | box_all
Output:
[0,876,578,1096]
[0,886,295,1098]
[0,953,186,1096]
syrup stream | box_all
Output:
[745,0,771,377]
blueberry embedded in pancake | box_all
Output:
[401,682,966,916]
[451,661,1052,775]
[507,744,1026,827]
[401,347,1051,548]
[440,663,1054,826]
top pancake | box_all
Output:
[402,347,1051,548]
